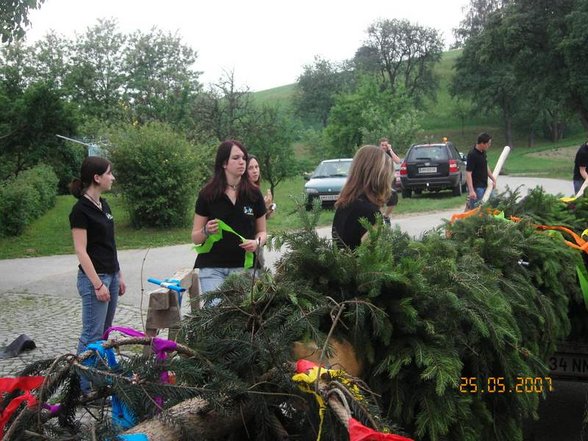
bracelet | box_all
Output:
[202,225,211,237]
[95,282,104,291]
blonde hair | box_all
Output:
[335,145,393,208]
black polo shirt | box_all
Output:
[573,143,588,181]
[332,196,379,250]
[69,196,120,274]
[466,147,489,188]
[194,189,266,268]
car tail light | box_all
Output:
[449,159,459,173]
[399,161,407,176]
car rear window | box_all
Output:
[407,146,448,161]
[313,160,352,177]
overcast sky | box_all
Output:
[26,0,468,92]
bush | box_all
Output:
[110,122,210,228]
[0,164,58,236]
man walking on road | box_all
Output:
[466,132,496,210]
[572,141,588,195]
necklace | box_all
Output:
[227,182,239,191]
[84,193,102,209]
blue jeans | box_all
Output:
[77,270,119,354]
[199,267,252,306]
[573,180,585,195]
[467,187,488,210]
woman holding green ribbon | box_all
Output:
[191,140,267,300]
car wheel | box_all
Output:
[305,197,315,211]
[402,188,412,198]
[452,182,462,196]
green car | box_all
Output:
[304,158,353,209]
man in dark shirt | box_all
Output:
[572,141,588,195]
[466,132,496,210]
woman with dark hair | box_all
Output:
[247,155,275,218]
[332,145,393,250]
[69,156,126,393]
[191,140,267,296]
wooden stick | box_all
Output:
[482,145,511,203]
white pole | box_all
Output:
[481,145,511,203]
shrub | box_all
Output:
[110,122,210,228]
[0,164,57,237]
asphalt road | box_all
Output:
[0,175,585,439]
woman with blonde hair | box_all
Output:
[332,145,393,249]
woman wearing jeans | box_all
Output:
[69,156,126,393]
[191,140,267,301]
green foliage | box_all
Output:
[109,122,205,228]
[0,164,58,237]
[0,0,45,43]
[5,188,585,440]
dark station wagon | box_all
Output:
[399,141,467,198]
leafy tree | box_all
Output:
[124,28,201,125]
[0,0,45,43]
[241,105,300,196]
[64,18,127,123]
[0,81,79,191]
[190,70,253,141]
[452,0,512,48]
[293,56,352,128]
[325,76,417,156]
[109,122,202,228]
[361,19,443,106]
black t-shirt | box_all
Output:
[332,196,379,250]
[69,196,120,274]
[194,189,266,268]
[573,143,588,181]
[466,147,489,188]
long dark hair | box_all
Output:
[247,155,261,186]
[69,156,111,199]
[200,140,260,202]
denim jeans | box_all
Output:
[77,270,119,352]
[77,270,119,393]
[573,180,585,195]
[467,187,488,210]
[198,267,252,306]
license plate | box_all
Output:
[319,194,339,201]
[548,342,588,380]
[419,167,437,174]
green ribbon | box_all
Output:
[577,265,588,311]
[194,219,254,269]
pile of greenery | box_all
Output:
[3,188,586,440]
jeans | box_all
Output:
[199,267,252,306]
[573,180,585,195]
[467,187,488,210]
[77,270,119,389]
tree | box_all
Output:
[190,70,254,141]
[64,19,127,123]
[0,81,79,190]
[325,75,418,157]
[241,105,300,196]
[362,19,443,106]
[452,0,512,48]
[0,0,45,43]
[124,28,201,126]
[293,56,352,128]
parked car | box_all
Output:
[304,158,353,209]
[399,141,467,198]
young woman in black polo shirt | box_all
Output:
[69,156,126,392]
[332,145,393,250]
[191,140,267,300]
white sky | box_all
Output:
[26,0,468,92]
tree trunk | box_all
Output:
[125,397,254,440]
